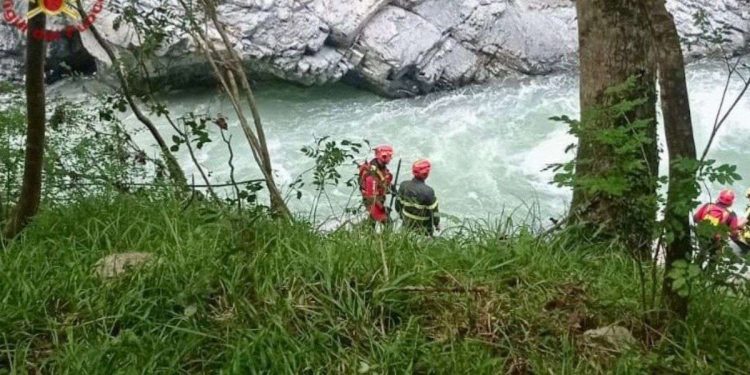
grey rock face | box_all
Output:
[220,0,350,85]
[351,6,444,96]
[344,0,574,96]
[305,0,389,47]
[0,23,23,83]
[667,0,750,58]
[455,0,578,75]
[1,0,748,97]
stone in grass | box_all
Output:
[95,252,154,279]
[583,325,637,352]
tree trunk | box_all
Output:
[3,14,47,239]
[572,0,658,249]
[641,0,697,318]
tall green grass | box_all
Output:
[1,195,749,373]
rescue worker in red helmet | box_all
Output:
[694,188,742,256]
[396,159,440,236]
[694,189,741,235]
[358,145,395,224]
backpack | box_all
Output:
[358,161,373,193]
[357,160,389,194]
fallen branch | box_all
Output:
[52,178,265,189]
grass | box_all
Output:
[1,194,749,373]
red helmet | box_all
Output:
[412,159,431,180]
[374,144,393,164]
[718,189,735,206]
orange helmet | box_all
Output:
[718,188,735,206]
[374,144,393,164]
[412,159,431,180]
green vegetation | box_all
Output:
[2,195,749,373]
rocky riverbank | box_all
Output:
[1,0,748,97]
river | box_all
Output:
[50,59,750,226]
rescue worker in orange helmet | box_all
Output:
[694,188,742,256]
[358,145,395,224]
[396,159,440,236]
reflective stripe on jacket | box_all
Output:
[396,178,439,231]
[398,199,438,221]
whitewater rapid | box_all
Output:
[50,60,750,225]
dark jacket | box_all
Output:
[396,178,439,235]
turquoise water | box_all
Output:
[51,60,750,225]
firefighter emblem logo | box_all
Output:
[3,0,106,41]
[27,0,81,20]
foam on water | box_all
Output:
[49,59,750,222]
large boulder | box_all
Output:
[350,5,444,97]
[220,0,350,85]
[305,0,389,47]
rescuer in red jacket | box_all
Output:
[358,145,394,224]
[694,189,742,258]
[693,189,741,237]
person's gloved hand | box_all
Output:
[390,184,398,195]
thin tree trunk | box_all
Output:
[77,1,188,192]
[641,0,697,318]
[3,14,47,239]
[572,0,658,248]
[176,0,291,218]
[200,0,289,216]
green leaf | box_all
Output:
[672,259,689,270]
[687,264,701,278]
[671,277,686,291]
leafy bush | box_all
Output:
[1,88,158,225]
